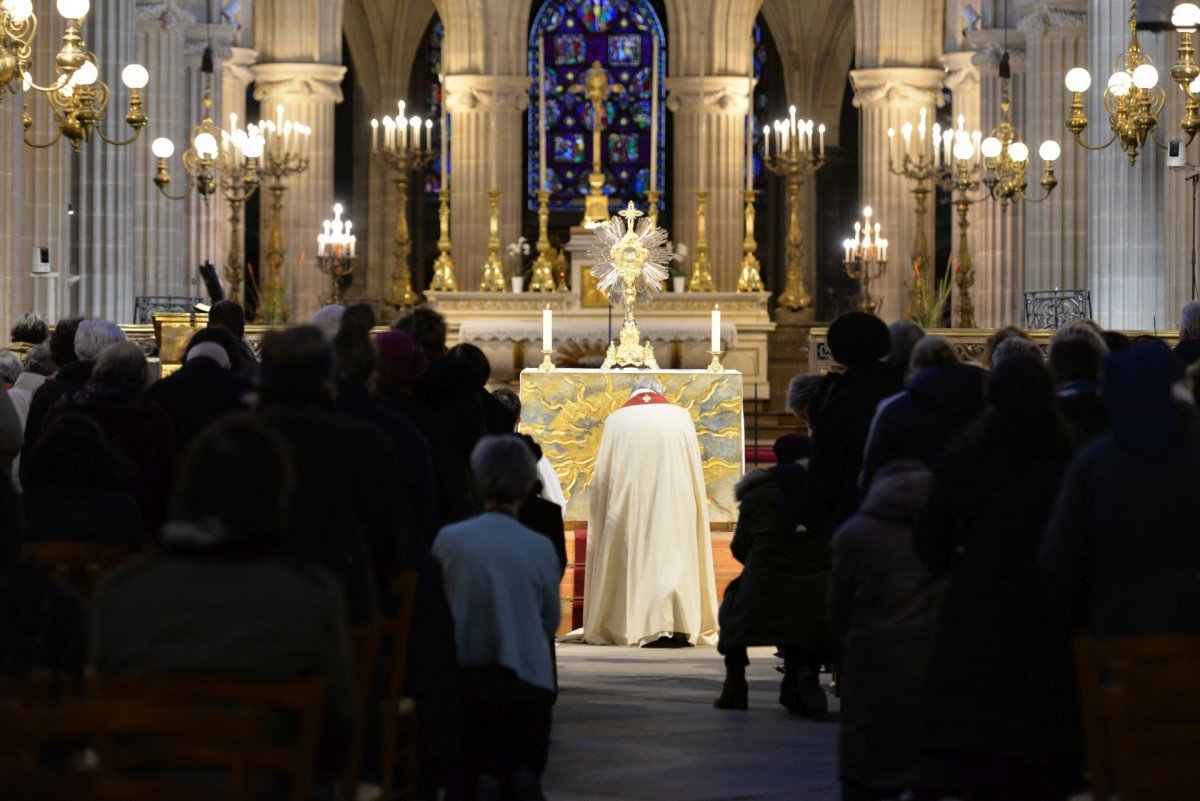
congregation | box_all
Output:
[2,300,1200,801]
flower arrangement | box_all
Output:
[904,255,957,329]
[665,242,688,277]
[506,235,531,278]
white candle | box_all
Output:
[650,35,659,193]
[441,100,449,191]
[425,118,432,152]
[698,110,707,190]
[818,123,825,157]
[711,305,721,352]
[538,37,547,192]
[492,31,499,189]
[789,104,797,145]
[490,107,498,188]
[887,127,895,162]
[763,124,770,159]
[543,306,552,351]
[745,112,753,191]
[371,118,378,150]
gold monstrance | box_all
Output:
[590,202,671,370]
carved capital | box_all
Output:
[850,67,946,109]
[664,76,754,115]
[1018,4,1088,37]
[183,23,236,64]
[969,40,1027,74]
[252,62,348,103]
[135,0,194,35]
[941,51,980,93]
[223,47,258,86]
[443,75,532,114]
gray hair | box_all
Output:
[470,435,537,504]
[1183,301,1200,339]
[632,376,665,395]
[991,336,1044,368]
[1050,321,1108,354]
[886,319,925,372]
[23,345,54,377]
[92,341,148,392]
[74,320,127,362]
[0,351,20,384]
[310,304,345,340]
[909,336,958,373]
[786,373,823,417]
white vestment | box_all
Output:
[583,390,719,646]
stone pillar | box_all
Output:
[76,0,137,323]
[1086,1,1166,330]
[252,62,347,319]
[133,1,191,303]
[443,74,529,293]
[666,76,752,293]
[1019,1,1089,313]
[0,91,24,333]
[849,67,945,321]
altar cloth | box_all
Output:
[461,318,739,349]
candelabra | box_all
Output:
[979,53,1059,208]
[428,188,458,291]
[764,110,827,310]
[736,189,765,292]
[219,161,260,305]
[528,189,556,291]
[22,0,148,150]
[372,110,434,307]
[480,189,506,292]
[686,190,716,292]
[842,207,889,317]
[0,0,37,103]
[256,108,311,321]
[947,138,990,329]
[316,203,357,304]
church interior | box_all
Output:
[4,0,1200,799]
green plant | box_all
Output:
[904,255,957,329]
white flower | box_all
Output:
[506,236,531,257]
[672,243,689,262]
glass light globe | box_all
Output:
[194,132,218,159]
[243,135,265,158]
[121,63,149,89]
[863,205,873,218]
[4,0,34,24]
[1039,140,1062,162]
[1132,63,1159,89]
[72,60,98,86]
[981,137,1002,159]
[1174,2,1200,30]
[1065,67,1092,93]
[1008,141,1030,162]
[55,0,88,19]
[1108,70,1133,96]
[953,138,975,161]
[1191,75,1200,94]
[151,137,174,159]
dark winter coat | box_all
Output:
[718,463,829,653]
[21,360,93,463]
[1056,381,1108,444]
[859,362,986,492]
[828,461,952,792]
[812,361,902,526]
[146,357,251,455]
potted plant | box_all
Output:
[506,236,531,292]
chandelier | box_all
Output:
[0,0,36,102]
[22,0,148,150]
[981,53,1059,207]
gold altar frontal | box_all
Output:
[519,368,745,526]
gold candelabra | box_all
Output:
[528,189,556,291]
[842,207,889,317]
[316,203,357,305]
[254,111,311,322]
[0,0,37,103]
[980,55,1059,207]
[372,112,434,307]
[480,189,506,292]
[570,60,623,225]
[764,112,826,310]
[687,190,716,292]
[946,143,990,329]
[736,189,765,292]
[429,188,458,291]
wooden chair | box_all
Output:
[90,674,328,801]
[378,571,420,801]
[1075,634,1200,801]
[343,619,381,801]
[23,542,131,601]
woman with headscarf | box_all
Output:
[913,358,1080,801]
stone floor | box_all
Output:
[542,644,841,800]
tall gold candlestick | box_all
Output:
[571,61,624,226]
[646,188,661,230]
[257,148,308,323]
[480,189,506,291]
[528,189,556,291]
[429,188,458,291]
[687,190,716,292]
[386,171,418,307]
[765,140,824,310]
[373,114,433,308]
[736,189,765,292]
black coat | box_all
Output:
[913,437,1078,763]
[1173,337,1200,366]
[21,360,93,459]
[519,491,567,576]
[145,357,251,454]
[859,363,986,492]
[1056,382,1108,444]
[812,361,902,526]
[718,464,829,653]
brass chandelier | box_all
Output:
[980,53,1059,207]
[0,0,36,100]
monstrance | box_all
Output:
[590,201,672,370]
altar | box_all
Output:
[519,368,745,525]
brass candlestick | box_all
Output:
[429,187,458,291]
[316,254,356,304]
[888,135,951,321]
[480,189,506,291]
[707,350,725,373]
[219,157,261,305]
[765,142,825,309]
[843,207,889,316]
[687,190,716,292]
[528,189,556,291]
[374,137,433,307]
[736,189,765,292]
[538,348,555,371]
[948,156,989,328]
[258,146,308,323]
[571,61,624,226]
[646,188,661,229]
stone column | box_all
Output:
[76,0,137,323]
[1086,1,1166,330]
[666,76,752,293]
[1019,1,1089,314]
[0,90,24,333]
[133,1,191,304]
[849,67,945,321]
[443,74,530,293]
[252,62,347,319]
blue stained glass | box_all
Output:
[529,0,666,212]
[422,17,445,196]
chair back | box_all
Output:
[343,619,380,801]
[379,571,420,801]
[1075,634,1200,801]
[23,542,131,600]
[90,674,328,801]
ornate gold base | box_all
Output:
[386,267,419,308]
[479,254,506,292]
[688,252,716,292]
[538,348,555,371]
[736,253,765,293]
[584,184,608,226]
[601,319,659,370]
[776,268,811,310]
[529,254,556,292]
[707,350,724,373]
[430,253,458,292]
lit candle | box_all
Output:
[371,118,378,150]
[650,35,659,193]
[425,118,433,152]
[843,239,853,262]
[763,124,770,159]
[789,104,797,146]
[887,126,895,163]
[932,122,941,166]
[543,305,552,351]
[781,121,789,157]
[901,122,912,158]
[538,36,548,192]
[410,116,421,151]
[854,220,861,246]
[818,123,825,157]
[918,107,927,142]
[711,305,721,353]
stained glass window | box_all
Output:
[751,19,767,198]
[528,0,666,212]
[422,17,445,195]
